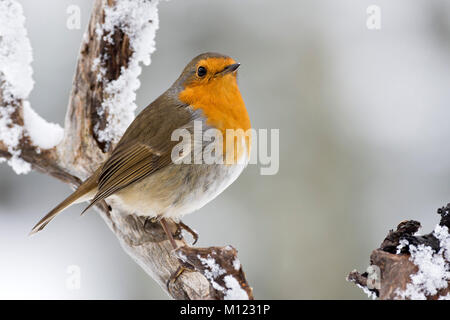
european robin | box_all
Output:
[31,52,251,248]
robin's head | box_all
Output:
[176,52,240,88]
[175,52,251,133]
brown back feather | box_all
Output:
[83,93,199,213]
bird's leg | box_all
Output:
[166,263,196,294]
[159,218,197,293]
[176,220,199,245]
[160,218,178,249]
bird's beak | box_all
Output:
[216,63,240,76]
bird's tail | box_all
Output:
[29,172,99,235]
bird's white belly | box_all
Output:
[111,158,248,221]
[165,162,247,220]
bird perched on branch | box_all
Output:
[31,52,251,249]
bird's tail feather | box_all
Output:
[30,173,98,235]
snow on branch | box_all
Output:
[0,0,63,174]
[0,0,34,174]
[0,0,253,300]
[348,205,450,300]
[0,1,33,102]
[93,0,159,150]
[22,102,64,150]
[176,246,253,299]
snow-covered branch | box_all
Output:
[0,0,253,300]
[176,246,253,299]
[93,0,159,149]
[348,205,450,300]
[0,0,63,174]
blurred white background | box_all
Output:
[1,0,450,299]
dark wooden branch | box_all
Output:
[0,0,252,300]
[348,205,450,300]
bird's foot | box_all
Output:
[143,216,160,230]
[175,220,199,245]
[166,263,196,294]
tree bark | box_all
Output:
[0,0,253,300]
[348,205,450,300]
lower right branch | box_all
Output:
[175,245,254,300]
[348,204,450,300]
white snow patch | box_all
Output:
[197,254,249,300]
[23,101,63,149]
[198,255,225,277]
[0,0,33,174]
[0,0,34,100]
[6,153,30,174]
[396,239,409,254]
[232,258,241,271]
[356,283,377,300]
[198,254,226,291]
[395,226,450,299]
[434,225,450,262]
[94,0,160,145]
[223,275,249,300]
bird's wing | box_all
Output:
[82,141,173,213]
[98,143,167,203]
[83,95,200,213]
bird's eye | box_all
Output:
[197,66,207,77]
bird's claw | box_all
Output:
[166,263,196,294]
[176,221,199,245]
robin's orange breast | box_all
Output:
[178,69,251,163]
